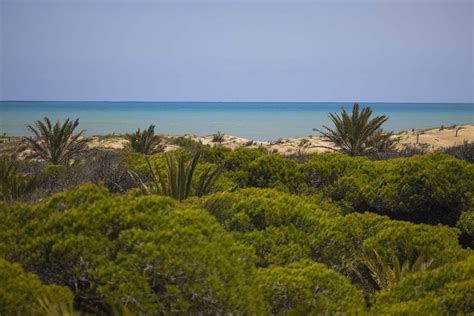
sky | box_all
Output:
[0,0,473,102]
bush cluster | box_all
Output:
[1,144,473,314]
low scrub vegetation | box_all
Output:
[0,116,472,314]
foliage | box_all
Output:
[168,136,202,152]
[140,151,223,201]
[314,211,467,282]
[302,152,474,225]
[200,188,468,278]
[199,188,337,267]
[24,117,88,165]
[0,184,268,314]
[366,153,473,225]
[442,140,474,163]
[246,154,305,193]
[201,145,232,164]
[222,147,267,171]
[212,131,225,143]
[457,209,474,248]
[257,260,366,315]
[0,155,36,202]
[126,124,161,155]
[372,256,474,315]
[356,249,434,291]
[314,103,395,156]
[19,149,135,202]
[300,152,370,190]
[0,257,73,315]
[1,130,474,314]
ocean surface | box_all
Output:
[1,101,473,140]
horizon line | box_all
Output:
[1,100,473,104]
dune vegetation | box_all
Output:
[0,106,473,315]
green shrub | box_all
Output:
[300,153,370,190]
[372,256,474,315]
[303,153,474,225]
[201,188,341,234]
[0,155,36,203]
[315,212,467,280]
[0,258,73,315]
[122,151,168,176]
[201,145,232,164]
[257,260,366,314]
[201,189,467,275]
[0,185,268,314]
[368,153,474,225]
[457,209,474,248]
[200,188,337,266]
[246,154,305,193]
[223,147,267,172]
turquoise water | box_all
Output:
[1,101,473,140]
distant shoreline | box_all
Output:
[3,124,472,156]
[2,100,474,104]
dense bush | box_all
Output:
[0,184,268,314]
[302,153,474,225]
[199,188,338,267]
[300,153,370,191]
[200,189,467,280]
[0,258,73,315]
[201,145,232,164]
[372,256,474,315]
[246,154,305,193]
[315,212,468,284]
[222,147,267,171]
[1,145,473,314]
[257,260,366,314]
[458,209,474,248]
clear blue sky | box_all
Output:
[1,0,472,102]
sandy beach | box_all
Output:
[2,124,472,157]
[82,124,474,155]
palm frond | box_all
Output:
[314,103,394,156]
[23,117,88,165]
[126,125,161,155]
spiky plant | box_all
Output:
[37,297,133,316]
[126,125,161,155]
[212,131,225,143]
[0,155,36,203]
[133,151,222,201]
[194,164,224,197]
[314,103,395,156]
[24,117,88,165]
[161,151,200,201]
[355,249,434,291]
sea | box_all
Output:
[1,101,473,141]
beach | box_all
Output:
[2,124,472,157]
[84,124,474,155]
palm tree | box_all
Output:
[126,125,161,155]
[24,117,88,165]
[314,103,395,156]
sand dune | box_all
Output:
[82,124,473,155]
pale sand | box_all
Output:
[84,124,474,155]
